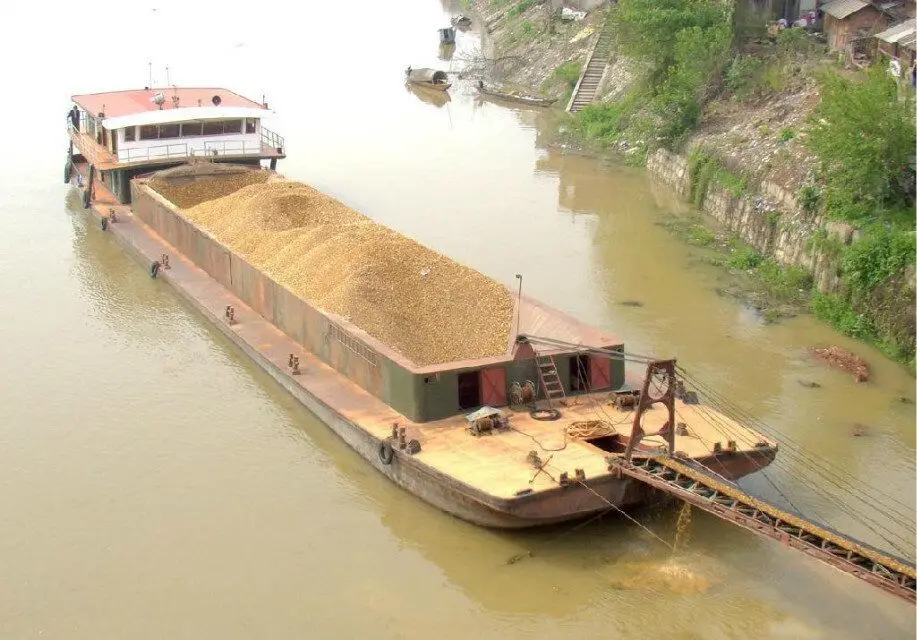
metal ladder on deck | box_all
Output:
[535,353,567,407]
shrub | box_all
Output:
[728,246,763,270]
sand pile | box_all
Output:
[149,169,271,209]
[172,179,514,366]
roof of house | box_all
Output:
[822,0,872,19]
[71,87,266,119]
[875,17,917,42]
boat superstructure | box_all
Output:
[67,87,285,204]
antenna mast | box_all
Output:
[148,61,152,88]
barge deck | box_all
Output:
[69,162,776,528]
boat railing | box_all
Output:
[115,139,265,164]
[260,126,285,151]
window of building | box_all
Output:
[245,119,257,134]
[423,374,440,384]
[181,122,203,137]
[139,125,159,140]
[223,119,242,134]
[158,123,180,139]
[123,127,136,142]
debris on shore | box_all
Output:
[808,346,870,382]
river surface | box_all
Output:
[1,1,914,638]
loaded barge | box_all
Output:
[66,86,778,528]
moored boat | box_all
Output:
[405,67,452,92]
[477,80,557,107]
[66,85,778,530]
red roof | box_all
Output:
[71,87,266,118]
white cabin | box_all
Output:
[67,87,285,203]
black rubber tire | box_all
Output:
[150,261,161,279]
[530,408,561,421]
[82,189,91,209]
[101,217,108,231]
[378,439,395,465]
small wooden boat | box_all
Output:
[405,67,451,92]
[477,80,557,107]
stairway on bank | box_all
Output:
[567,29,612,113]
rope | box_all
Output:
[574,480,674,550]
[678,365,916,525]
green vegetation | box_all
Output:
[803,66,916,365]
[507,0,538,17]
[807,66,915,225]
[553,60,581,87]
[727,246,763,270]
[543,60,582,101]
[612,0,732,143]
[797,183,822,215]
[778,127,795,142]
[687,146,746,205]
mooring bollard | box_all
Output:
[160,254,171,270]
[225,305,235,325]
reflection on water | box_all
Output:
[405,82,452,108]
[0,0,913,638]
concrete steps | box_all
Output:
[567,30,613,114]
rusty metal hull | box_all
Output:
[72,174,777,529]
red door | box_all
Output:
[589,356,612,390]
[480,367,507,406]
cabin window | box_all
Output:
[123,127,136,142]
[181,122,203,137]
[223,119,242,134]
[158,123,180,139]
[245,119,257,134]
[139,125,159,140]
[423,374,440,384]
[202,120,224,136]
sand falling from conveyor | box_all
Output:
[151,174,515,367]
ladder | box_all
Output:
[535,353,567,407]
[609,456,917,603]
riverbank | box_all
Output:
[456,0,916,368]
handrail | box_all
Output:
[260,125,285,150]
[116,138,267,164]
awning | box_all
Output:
[101,106,272,130]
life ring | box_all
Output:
[101,217,108,231]
[378,438,395,465]
[150,261,161,278]
[530,408,561,421]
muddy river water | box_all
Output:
[0,1,914,637]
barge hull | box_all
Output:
[69,171,776,529]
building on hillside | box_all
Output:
[820,0,890,50]
[875,18,917,67]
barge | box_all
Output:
[66,86,778,529]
